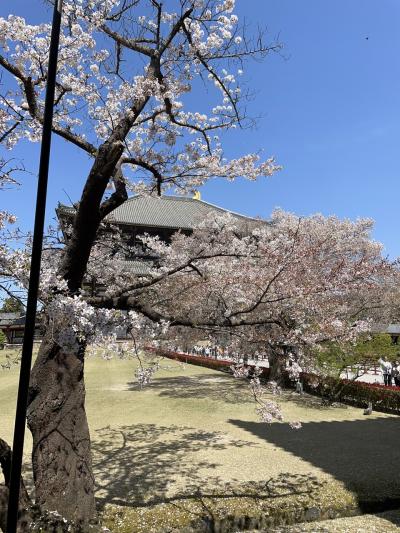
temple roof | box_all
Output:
[371,323,400,335]
[57,195,261,231]
[0,312,25,328]
[387,324,400,334]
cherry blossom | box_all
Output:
[0,1,398,525]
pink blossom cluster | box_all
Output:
[0,1,279,194]
[134,364,159,387]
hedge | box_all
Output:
[146,347,273,377]
[301,372,400,413]
[146,347,400,414]
[147,347,234,373]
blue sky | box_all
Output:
[1,1,400,258]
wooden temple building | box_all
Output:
[0,312,42,345]
[2,195,399,345]
[56,194,261,276]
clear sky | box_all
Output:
[1,1,400,258]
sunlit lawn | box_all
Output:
[2,347,400,530]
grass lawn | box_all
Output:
[1,348,400,531]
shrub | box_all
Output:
[0,329,6,347]
[147,347,274,379]
[301,372,400,413]
[148,348,233,373]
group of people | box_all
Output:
[379,357,400,387]
[190,345,268,364]
[191,345,222,358]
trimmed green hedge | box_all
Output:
[301,372,400,413]
[148,348,234,373]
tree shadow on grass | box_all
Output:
[92,423,329,530]
[127,373,253,404]
[127,373,352,413]
[278,390,349,411]
[127,371,350,411]
[92,423,256,509]
[229,416,400,515]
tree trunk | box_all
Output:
[0,438,31,532]
[0,485,7,533]
[269,352,286,385]
[26,332,95,525]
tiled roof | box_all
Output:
[0,313,25,327]
[109,259,152,276]
[58,195,262,230]
[371,323,400,335]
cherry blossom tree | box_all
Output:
[108,210,396,419]
[0,157,21,304]
[0,1,398,529]
[0,0,284,526]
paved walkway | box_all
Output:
[340,369,384,385]
[189,353,388,384]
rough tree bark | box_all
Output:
[0,438,31,532]
[26,335,94,525]
[268,351,287,386]
[22,138,128,524]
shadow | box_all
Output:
[92,423,256,509]
[92,423,328,529]
[278,390,349,411]
[127,373,253,404]
[128,370,350,411]
[229,416,400,516]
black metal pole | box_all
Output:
[6,2,63,531]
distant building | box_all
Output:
[372,323,400,345]
[0,312,42,345]
[57,194,262,277]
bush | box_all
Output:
[147,347,274,379]
[301,372,400,413]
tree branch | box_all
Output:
[0,53,97,155]
[100,24,154,57]
[89,292,283,330]
[158,6,194,56]
[99,163,128,218]
[182,26,241,124]
[122,156,164,195]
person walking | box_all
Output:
[387,360,393,386]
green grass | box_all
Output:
[0,347,33,457]
[1,348,400,531]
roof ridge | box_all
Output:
[192,198,260,221]
[117,195,261,221]
[57,195,265,228]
